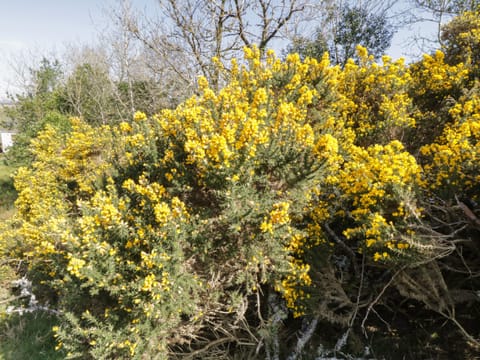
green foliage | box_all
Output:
[4,111,70,166]
[62,63,116,125]
[5,56,176,167]
[0,158,16,218]
[0,313,64,360]
[285,29,329,61]
[0,106,14,130]
[31,58,63,96]
[287,6,395,67]
[332,6,394,66]
[4,57,70,166]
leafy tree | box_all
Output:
[4,58,70,165]
[285,28,329,61]
[9,58,66,132]
[31,58,63,95]
[286,5,395,66]
[63,63,118,125]
[332,5,394,65]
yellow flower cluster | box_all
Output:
[8,120,113,265]
[152,44,342,184]
[133,111,147,122]
[91,191,123,228]
[67,256,86,278]
[441,10,480,67]
[57,118,113,194]
[410,50,469,96]
[421,94,480,191]
[339,141,421,213]
[275,259,312,317]
[269,202,290,225]
[309,138,423,258]
[337,46,415,144]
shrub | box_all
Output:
[2,40,478,358]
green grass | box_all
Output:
[0,264,62,359]
[0,313,64,360]
[0,156,17,220]
[0,265,60,360]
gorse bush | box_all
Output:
[1,10,480,359]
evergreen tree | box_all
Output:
[287,5,395,66]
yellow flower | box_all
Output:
[366,239,376,247]
[373,252,389,261]
[141,273,156,292]
[67,257,86,278]
[197,76,209,89]
[133,111,147,121]
[260,221,273,234]
[154,202,171,225]
[269,202,290,225]
[119,121,132,132]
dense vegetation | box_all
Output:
[1,8,480,360]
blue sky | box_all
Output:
[0,0,112,99]
[0,1,103,48]
[0,1,438,101]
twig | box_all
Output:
[0,294,28,305]
[334,252,366,354]
[184,337,236,359]
[361,267,404,338]
[324,222,359,276]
